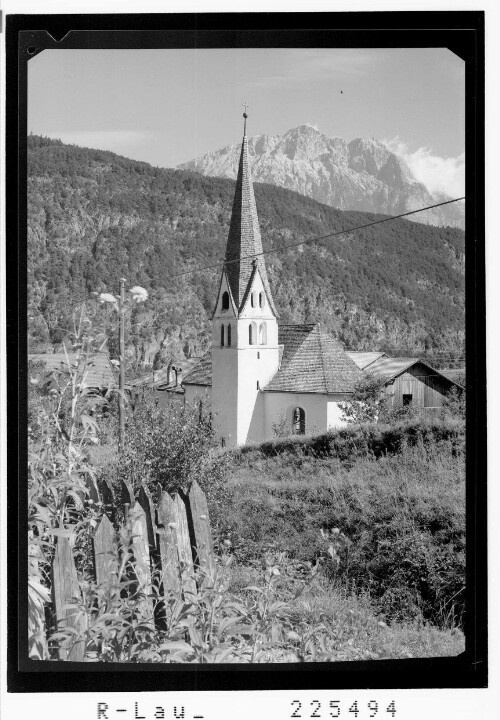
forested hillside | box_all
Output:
[27,135,465,369]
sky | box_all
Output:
[28,47,465,197]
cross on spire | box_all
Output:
[242,102,249,135]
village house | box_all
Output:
[28,351,117,393]
[129,358,201,405]
[149,115,463,447]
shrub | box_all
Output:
[339,375,388,424]
[442,386,466,421]
[238,416,464,462]
[106,389,230,533]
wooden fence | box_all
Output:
[32,479,215,661]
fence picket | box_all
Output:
[93,514,118,587]
[157,491,181,597]
[129,502,155,622]
[187,481,215,587]
[172,494,197,600]
[137,484,157,553]
[38,479,217,660]
[119,477,135,507]
[51,535,86,661]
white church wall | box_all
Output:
[238,346,280,445]
[211,342,239,445]
[263,392,329,438]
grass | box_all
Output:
[211,429,465,631]
[224,562,464,662]
[90,414,466,661]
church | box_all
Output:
[180,113,365,448]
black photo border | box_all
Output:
[5,10,486,693]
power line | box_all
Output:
[171,196,466,279]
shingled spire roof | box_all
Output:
[224,113,278,316]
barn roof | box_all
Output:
[367,356,465,389]
[29,351,117,389]
[263,324,364,394]
[366,356,419,381]
[346,351,387,370]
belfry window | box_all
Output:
[227,323,232,347]
[222,291,229,311]
[259,322,267,345]
[220,324,225,347]
[251,292,256,308]
[249,321,257,345]
[292,407,306,435]
[259,292,266,308]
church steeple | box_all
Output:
[211,112,281,448]
[224,109,277,316]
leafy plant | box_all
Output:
[28,290,148,659]
[339,375,388,424]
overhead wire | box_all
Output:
[170,196,466,279]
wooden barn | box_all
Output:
[361,356,464,411]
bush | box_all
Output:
[340,375,388,424]
[237,416,464,462]
[442,386,466,420]
[106,389,230,531]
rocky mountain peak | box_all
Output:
[178,125,464,229]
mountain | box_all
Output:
[27,135,465,368]
[179,125,464,229]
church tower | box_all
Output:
[211,111,280,447]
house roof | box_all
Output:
[366,356,420,381]
[129,358,202,390]
[182,352,212,386]
[346,351,387,370]
[224,129,277,316]
[366,356,465,389]
[263,324,364,394]
[129,366,170,389]
[183,325,364,393]
[28,351,117,389]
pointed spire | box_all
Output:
[242,102,249,136]
[224,111,277,316]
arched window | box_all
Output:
[220,324,225,347]
[259,322,267,345]
[249,322,257,345]
[259,292,266,308]
[251,291,256,308]
[227,323,232,347]
[222,291,229,310]
[292,407,306,435]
